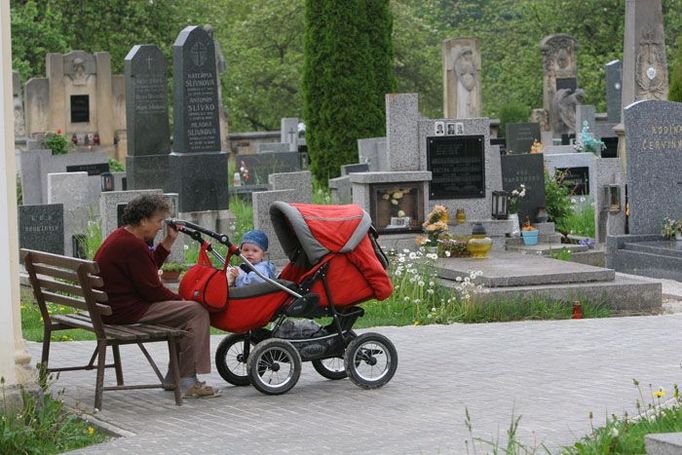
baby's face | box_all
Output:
[241,243,265,263]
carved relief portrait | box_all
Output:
[635,26,667,100]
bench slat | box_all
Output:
[36,277,108,303]
[21,248,99,273]
[32,265,104,288]
[42,291,112,316]
[55,313,188,340]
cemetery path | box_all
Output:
[29,314,682,455]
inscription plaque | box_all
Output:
[427,135,485,199]
[556,166,589,196]
[70,95,90,123]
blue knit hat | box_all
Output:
[240,229,269,251]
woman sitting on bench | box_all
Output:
[94,194,218,398]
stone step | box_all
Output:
[434,251,615,288]
[623,240,682,259]
[506,243,588,255]
[439,273,661,313]
[645,432,682,455]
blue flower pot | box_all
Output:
[521,229,539,246]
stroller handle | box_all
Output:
[166,219,231,246]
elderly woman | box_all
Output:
[94,194,216,398]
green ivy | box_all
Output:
[544,170,574,234]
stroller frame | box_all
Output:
[168,210,397,395]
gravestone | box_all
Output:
[169,26,229,213]
[124,44,171,191]
[624,100,682,235]
[18,204,64,255]
[427,135,485,199]
[621,0,668,113]
[47,172,97,257]
[20,149,109,205]
[556,166,590,196]
[268,171,312,203]
[341,163,370,175]
[357,137,388,171]
[238,152,301,185]
[252,189,297,262]
[575,105,596,138]
[24,78,49,137]
[541,34,579,136]
[329,176,352,204]
[501,154,546,223]
[257,142,289,154]
[505,123,541,154]
[442,37,481,118]
[386,93,420,171]
[605,60,622,123]
[280,117,299,152]
[13,70,25,138]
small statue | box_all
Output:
[551,88,584,135]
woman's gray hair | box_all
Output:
[121,194,170,226]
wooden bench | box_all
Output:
[22,248,189,410]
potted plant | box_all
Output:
[160,261,186,283]
[520,218,539,246]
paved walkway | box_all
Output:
[27,314,682,455]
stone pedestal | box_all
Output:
[126,154,169,192]
[169,151,229,212]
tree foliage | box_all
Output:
[670,36,682,102]
[303,0,393,181]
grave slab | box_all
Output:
[434,250,614,287]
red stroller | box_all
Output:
[169,202,397,395]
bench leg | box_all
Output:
[94,340,107,411]
[112,344,124,386]
[40,326,51,384]
[167,337,183,406]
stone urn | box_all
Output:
[466,223,493,259]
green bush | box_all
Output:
[108,158,125,172]
[544,170,574,233]
[44,130,70,156]
[498,100,530,139]
[670,36,682,102]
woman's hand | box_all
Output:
[160,222,179,251]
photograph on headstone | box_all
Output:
[434,121,445,136]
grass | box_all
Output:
[563,203,596,238]
[464,380,682,454]
[0,385,108,454]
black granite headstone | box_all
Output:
[501,154,546,223]
[66,162,110,176]
[556,166,589,195]
[19,204,64,255]
[124,45,170,157]
[601,137,618,158]
[172,26,221,154]
[561,133,576,145]
[605,60,622,123]
[169,26,228,212]
[505,123,541,154]
[427,136,485,199]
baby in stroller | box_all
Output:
[170,202,398,395]
[228,229,276,287]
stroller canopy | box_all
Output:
[270,202,372,267]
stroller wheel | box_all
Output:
[312,357,347,380]
[344,332,398,389]
[247,339,301,395]
[215,333,254,386]
[311,330,357,380]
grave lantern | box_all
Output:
[491,191,509,220]
[93,133,100,145]
[101,172,114,192]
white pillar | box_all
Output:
[0,0,33,386]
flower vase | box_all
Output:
[509,213,520,236]
[521,229,539,246]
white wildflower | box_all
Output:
[445,251,451,257]
[427,289,434,294]
[455,276,463,282]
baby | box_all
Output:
[228,229,276,287]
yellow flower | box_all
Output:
[87,426,95,436]
[654,387,665,398]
